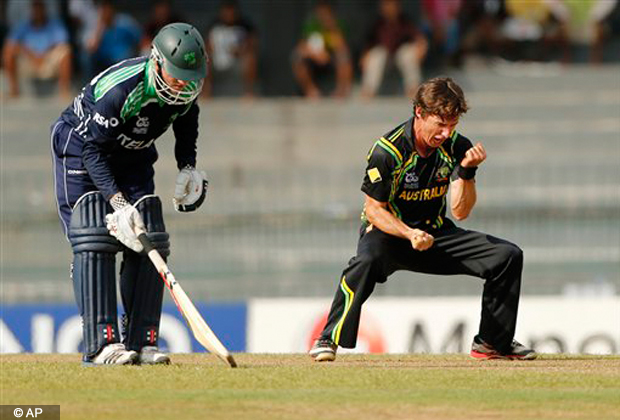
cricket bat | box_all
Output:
[137,230,237,368]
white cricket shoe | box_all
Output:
[139,346,171,365]
[86,343,138,366]
[309,338,337,362]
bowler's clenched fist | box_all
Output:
[410,229,434,251]
[461,142,486,168]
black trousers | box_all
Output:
[320,221,523,354]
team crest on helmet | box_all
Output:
[184,52,196,65]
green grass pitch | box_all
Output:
[1,354,619,420]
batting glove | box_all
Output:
[106,193,145,253]
[173,166,208,212]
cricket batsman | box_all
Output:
[310,77,537,362]
[51,23,208,365]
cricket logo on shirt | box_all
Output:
[404,171,419,189]
[133,116,150,135]
[435,166,451,183]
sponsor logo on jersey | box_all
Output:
[67,169,88,175]
[398,185,448,202]
[93,112,119,129]
[367,167,382,183]
[404,171,419,189]
[133,116,150,135]
[73,93,85,119]
[118,133,155,150]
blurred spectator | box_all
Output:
[457,0,507,62]
[360,0,428,99]
[561,0,618,64]
[7,0,60,27]
[67,0,98,82]
[2,0,72,98]
[421,0,462,67]
[140,0,183,55]
[292,0,352,98]
[0,2,8,57]
[500,0,570,63]
[205,0,258,98]
[84,0,142,77]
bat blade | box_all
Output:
[138,232,237,368]
[169,279,237,367]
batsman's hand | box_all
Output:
[174,166,208,212]
[105,194,145,252]
[461,142,486,168]
[409,229,434,251]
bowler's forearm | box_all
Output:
[450,178,477,220]
[366,204,413,240]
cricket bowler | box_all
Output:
[310,77,537,362]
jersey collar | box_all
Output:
[404,117,415,148]
[406,116,434,158]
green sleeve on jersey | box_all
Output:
[94,62,146,102]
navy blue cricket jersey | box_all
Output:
[54,56,200,200]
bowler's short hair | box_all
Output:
[413,77,469,120]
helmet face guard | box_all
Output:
[150,22,208,105]
[150,46,204,105]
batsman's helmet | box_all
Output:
[150,22,207,105]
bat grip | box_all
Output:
[137,232,155,253]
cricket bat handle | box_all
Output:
[137,232,165,268]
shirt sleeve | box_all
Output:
[81,91,125,200]
[51,19,69,45]
[360,140,398,203]
[453,133,474,165]
[172,101,199,169]
[450,133,474,181]
[8,22,27,43]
